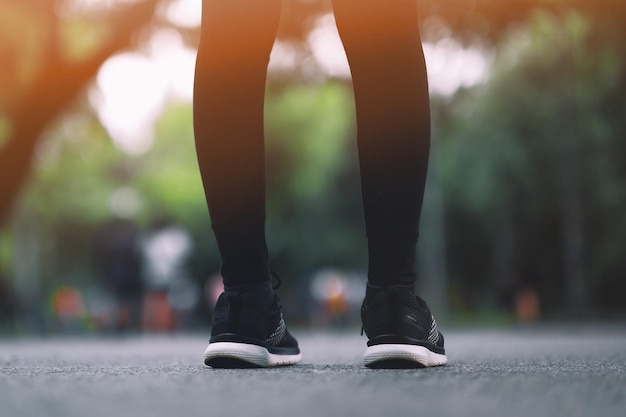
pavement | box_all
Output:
[1,325,625,417]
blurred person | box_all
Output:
[50,286,86,332]
[94,218,143,332]
[309,269,353,329]
[194,0,446,368]
[140,219,193,332]
[515,287,540,323]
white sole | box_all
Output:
[363,344,448,368]
[204,342,302,368]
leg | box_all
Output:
[193,0,280,287]
[333,0,430,286]
[194,0,301,367]
[332,0,446,368]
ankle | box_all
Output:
[365,283,415,301]
[224,281,275,306]
[224,280,273,294]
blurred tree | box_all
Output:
[418,0,626,41]
[438,10,626,315]
[2,0,623,231]
[133,103,216,282]
[265,81,363,282]
[1,0,625,326]
[0,0,159,229]
[20,110,124,224]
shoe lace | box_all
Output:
[270,269,282,290]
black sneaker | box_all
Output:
[203,282,302,368]
[361,284,447,368]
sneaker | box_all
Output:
[203,282,302,368]
[361,284,447,368]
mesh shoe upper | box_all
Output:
[361,284,444,351]
[210,283,298,352]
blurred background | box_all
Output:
[1,0,625,336]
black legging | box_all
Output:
[193,0,430,288]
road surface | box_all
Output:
[1,325,624,417]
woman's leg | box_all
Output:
[193,0,282,287]
[333,0,446,368]
[195,0,301,369]
[332,0,431,286]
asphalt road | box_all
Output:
[1,325,625,417]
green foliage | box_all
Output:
[10,82,362,292]
[21,111,124,225]
[437,10,626,313]
[20,102,209,229]
[134,104,208,228]
[265,81,355,200]
[0,231,12,276]
[5,2,626,326]
[264,81,366,279]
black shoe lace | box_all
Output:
[270,269,282,290]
